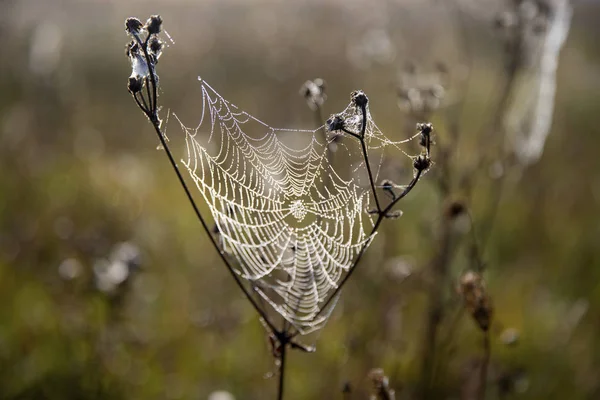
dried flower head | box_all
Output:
[413,154,431,172]
[128,75,143,94]
[145,15,163,35]
[351,90,369,108]
[458,271,493,332]
[417,122,432,145]
[148,36,163,57]
[125,17,143,35]
[326,114,345,132]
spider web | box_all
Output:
[176,78,416,334]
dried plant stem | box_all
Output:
[128,28,280,336]
[479,331,491,400]
[277,337,288,400]
[128,21,427,400]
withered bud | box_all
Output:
[417,122,433,136]
[125,17,143,35]
[351,90,368,108]
[148,37,163,56]
[127,75,144,94]
[145,15,163,35]
[413,155,431,172]
[458,271,493,332]
[417,122,433,149]
[326,114,345,132]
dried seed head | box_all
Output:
[326,114,345,132]
[127,75,144,94]
[417,122,433,151]
[148,36,163,58]
[125,17,143,35]
[145,15,163,35]
[413,154,431,172]
[458,271,493,332]
[351,90,369,108]
[417,122,433,136]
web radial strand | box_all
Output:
[176,79,412,334]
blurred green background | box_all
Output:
[1,0,600,399]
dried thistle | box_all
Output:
[458,271,493,332]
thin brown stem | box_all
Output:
[277,336,288,400]
[479,331,491,400]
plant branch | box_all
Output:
[128,27,279,336]
[358,104,382,214]
[479,331,491,400]
[277,335,288,400]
